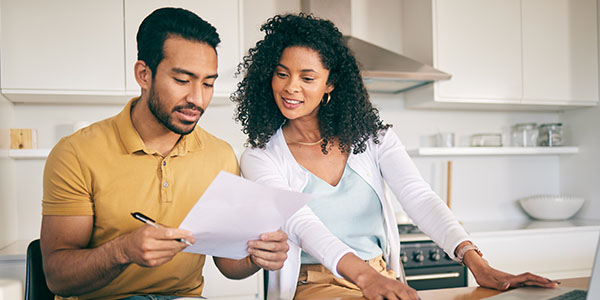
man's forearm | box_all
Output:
[213,256,260,280]
[44,236,130,297]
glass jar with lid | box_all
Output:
[537,123,563,146]
[511,123,538,147]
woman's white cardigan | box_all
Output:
[240,128,470,300]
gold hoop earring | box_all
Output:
[322,93,331,106]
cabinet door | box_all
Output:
[521,0,599,105]
[202,256,262,300]
[433,0,522,103]
[469,230,599,285]
[0,0,125,92]
[124,0,241,97]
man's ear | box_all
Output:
[134,61,152,91]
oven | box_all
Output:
[398,224,468,290]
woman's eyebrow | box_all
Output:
[276,64,319,74]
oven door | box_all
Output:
[404,264,467,291]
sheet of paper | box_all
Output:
[180,171,311,259]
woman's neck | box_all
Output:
[283,118,322,143]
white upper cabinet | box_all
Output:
[402,0,599,110]
[434,0,523,103]
[521,0,598,105]
[0,0,241,104]
[0,0,125,102]
[124,0,241,98]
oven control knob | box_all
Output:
[413,251,424,263]
[400,253,408,263]
[429,250,441,261]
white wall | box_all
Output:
[371,95,563,222]
[0,95,16,248]
[560,103,600,219]
[558,1,600,220]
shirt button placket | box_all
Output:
[161,158,168,203]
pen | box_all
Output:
[130,212,193,246]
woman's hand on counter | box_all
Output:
[464,250,559,290]
[338,253,420,300]
[356,272,420,300]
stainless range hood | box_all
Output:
[302,0,451,93]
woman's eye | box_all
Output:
[276,72,288,78]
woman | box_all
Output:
[232,13,557,300]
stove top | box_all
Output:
[397,224,422,234]
[397,224,431,242]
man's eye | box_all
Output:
[303,77,314,82]
[174,78,189,84]
[203,83,214,88]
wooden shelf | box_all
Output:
[407,146,579,156]
[8,149,51,159]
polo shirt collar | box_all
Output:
[116,97,203,156]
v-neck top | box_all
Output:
[300,165,386,264]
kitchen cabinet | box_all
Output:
[0,0,241,104]
[466,221,600,285]
[0,0,126,103]
[401,0,599,110]
[124,0,241,98]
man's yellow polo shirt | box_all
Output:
[42,98,239,300]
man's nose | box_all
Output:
[186,82,205,107]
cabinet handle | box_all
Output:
[405,272,460,281]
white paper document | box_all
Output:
[179,171,311,259]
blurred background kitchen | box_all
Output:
[1,0,599,299]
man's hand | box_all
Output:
[118,224,195,267]
[247,229,289,271]
[213,229,289,279]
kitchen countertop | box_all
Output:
[418,277,590,300]
[399,218,600,242]
[463,218,600,236]
[317,277,590,300]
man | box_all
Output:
[40,7,288,300]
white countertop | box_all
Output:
[0,240,32,261]
[399,218,600,242]
[463,218,600,237]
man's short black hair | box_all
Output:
[136,7,221,77]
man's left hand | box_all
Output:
[247,229,289,271]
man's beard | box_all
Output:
[147,85,204,136]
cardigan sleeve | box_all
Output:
[240,148,356,277]
[377,129,470,260]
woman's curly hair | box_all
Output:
[231,13,391,154]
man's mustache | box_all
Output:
[173,104,205,115]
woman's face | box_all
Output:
[271,46,334,121]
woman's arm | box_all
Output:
[241,149,355,276]
[377,129,469,259]
[378,130,558,290]
[241,148,420,300]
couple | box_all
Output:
[40,7,557,300]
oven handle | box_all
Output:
[405,272,461,281]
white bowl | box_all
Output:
[518,195,584,220]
